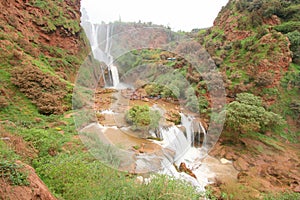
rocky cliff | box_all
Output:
[0,0,88,199]
[200,0,300,198]
[0,0,89,114]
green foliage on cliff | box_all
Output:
[0,161,29,186]
[225,93,285,134]
[29,0,81,35]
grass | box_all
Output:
[246,132,285,151]
[264,191,300,200]
[0,140,29,186]
[34,152,202,200]
[0,83,202,199]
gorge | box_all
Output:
[0,0,299,199]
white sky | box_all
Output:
[81,0,229,31]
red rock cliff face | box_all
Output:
[0,0,84,56]
[0,0,89,114]
[207,1,292,92]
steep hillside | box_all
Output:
[0,0,89,198]
[0,0,88,115]
[199,0,300,199]
[0,1,202,200]
[1,0,299,199]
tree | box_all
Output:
[225,93,285,135]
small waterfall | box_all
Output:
[158,113,208,191]
[159,126,190,161]
[110,65,120,87]
[160,113,207,161]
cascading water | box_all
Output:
[81,21,120,88]
[157,113,210,191]
[160,113,207,161]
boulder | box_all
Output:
[179,162,197,179]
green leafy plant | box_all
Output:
[35,153,201,200]
[126,105,161,131]
[0,161,29,186]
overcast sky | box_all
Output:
[81,0,228,31]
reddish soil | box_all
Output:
[0,161,57,200]
[209,136,300,198]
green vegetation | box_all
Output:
[185,87,209,113]
[35,152,201,200]
[0,140,29,186]
[29,0,81,35]
[225,93,285,135]
[1,0,300,199]
[264,192,300,200]
[0,161,29,186]
[126,105,161,131]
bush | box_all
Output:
[11,65,67,115]
[287,30,300,63]
[185,87,209,113]
[125,105,161,131]
[254,72,274,87]
[275,21,300,34]
[34,153,201,200]
[225,93,285,134]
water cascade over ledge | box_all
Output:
[81,21,120,88]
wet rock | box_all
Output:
[234,157,249,171]
[224,151,238,161]
[220,158,232,164]
[179,162,197,179]
[165,109,181,125]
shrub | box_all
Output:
[254,72,274,87]
[275,21,300,34]
[225,93,285,134]
[144,84,163,97]
[185,87,209,113]
[11,65,67,115]
[287,30,300,63]
[125,105,161,131]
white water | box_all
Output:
[157,113,211,191]
[82,18,213,192]
[82,22,120,88]
[110,65,120,87]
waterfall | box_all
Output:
[160,113,207,162]
[82,22,120,88]
[110,65,120,87]
[158,113,208,191]
[105,24,120,88]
